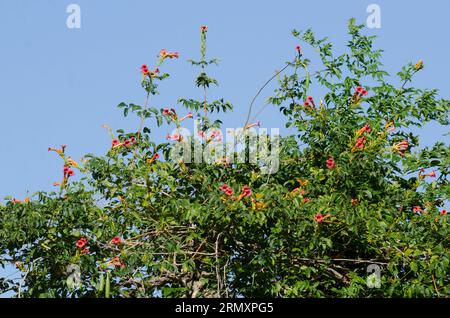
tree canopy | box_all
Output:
[1,19,449,298]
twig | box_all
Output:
[294,257,388,266]
[132,91,150,160]
[431,274,441,297]
[332,258,389,266]
[137,92,151,134]
[191,279,205,298]
[223,257,231,298]
[244,62,292,127]
[204,86,208,118]
[215,233,223,297]
[246,68,327,125]
[18,257,42,298]
[326,267,345,281]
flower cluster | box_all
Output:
[48,145,80,188]
[434,209,447,222]
[66,157,79,168]
[219,184,253,201]
[141,64,160,78]
[351,123,371,152]
[419,169,436,179]
[291,187,305,196]
[108,256,125,269]
[415,59,424,71]
[238,185,252,200]
[244,121,261,130]
[355,86,368,97]
[63,165,75,178]
[304,96,315,110]
[384,121,395,133]
[326,158,335,169]
[111,236,121,245]
[242,185,252,197]
[219,184,234,196]
[355,137,366,149]
[209,130,222,142]
[162,107,176,118]
[412,206,448,219]
[198,129,222,143]
[356,123,371,137]
[147,153,159,165]
[288,179,311,203]
[251,198,267,210]
[112,136,136,148]
[141,64,149,75]
[413,206,422,214]
[393,140,409,156]
[166,132,183,142]
[11,197,30,205]
[163,108,193,122]
[352,136,367,152]
[350,86,368,104]
[162,108,193,142]
[179,112,193,122]
[76,237,88,249]
[48,144,66,156]
[159,49,179,60]
[314,213,331,223]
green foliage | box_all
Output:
[0,20,449,298]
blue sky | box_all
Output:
[0,0,449,296]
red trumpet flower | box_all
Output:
[76,237,87,249]
[326,158,335,169]
[111,236,122,245]
[314,213,331,223]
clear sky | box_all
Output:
[0,0,449,296]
